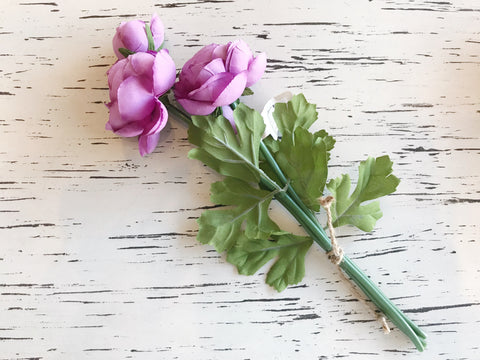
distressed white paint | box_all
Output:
[1,1,479,359]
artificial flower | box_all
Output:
[106,50,175,156]
[174,40,266,117]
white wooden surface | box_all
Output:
[1,1,479,359]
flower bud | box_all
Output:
[112,14,164,59]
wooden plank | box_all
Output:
[1,0,479,358]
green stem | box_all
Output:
[341,257,427,349]
[263,175,426,351]
[259,141,322,228]
[165,101,193,127]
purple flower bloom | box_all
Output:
[174,40,266,117]
[112,14,164,59]
[106,51,176,156]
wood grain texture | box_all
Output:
[1,0,479,359]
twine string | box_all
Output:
[320,196,391,334]
[319,196,343,265]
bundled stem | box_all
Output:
[258,145,427,351]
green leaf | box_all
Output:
[211,177,281,240]
[197,177,280,252]
[187,104,265,183]
[272,93,318,134]
[156,42,164,52]
[327,155,400,232]
[242,87,254,96]
[118,47,135,57]
[274,127,329,212]
[314,129,335,156]
[226,237,279,276]
[227,233,313,292]
[262,135,279,154]
[213,106,223,118]
[266,234,312,292]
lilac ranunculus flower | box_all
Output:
[112,13,164,59]
[174,40,267,117]
[106,51,176,156]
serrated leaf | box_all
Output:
[314,129,335,155]
[188,104,265,183]
[265,234,312,292]
[197,177,280,252]
[227,233,313,292]
[262,135,279,154]
[327,155,400,232]
[272,93,318,134]
[274,127,328,212]
[226,237,279,276]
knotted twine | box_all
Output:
[320,196,391,334]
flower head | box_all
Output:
[174,40,266,117]
[106,50,176,156]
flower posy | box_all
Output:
[104,15,427,352]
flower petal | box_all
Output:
[183,44,219,70]
[117,76,155,121]
[112,32,125,59]
[246,52,267,87]
[150,13,165,49]
[196,58,226,84]
[225,39,252,74]
[107,59,127,101]
[106,101,143,136]
[221,105,236,131]
[188,72,246,106]
[115,122,145,137]
[143,99,169,136]
[125,52,154,78]
[212,44,228,60]
[212,72,247,107]
[106,101,123,130]
[176,97,217,116]
[173,79,189,99]
[152,50,176,96]
[138,132,161,156]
